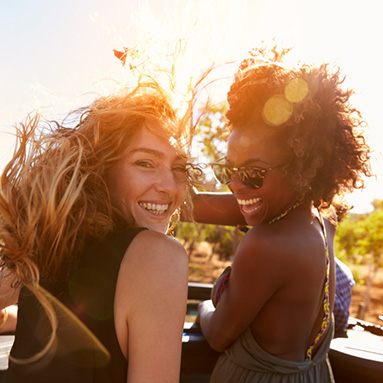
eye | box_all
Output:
[172,164,187,175]
[173,164,187,172]
[172,163,189,181]
[134,160,155,169]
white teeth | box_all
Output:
[139,202,169,215]
[237,198,261,206]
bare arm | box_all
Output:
[114,230,189,383]
[0,267,20,309]
[191,191,246,226]
[197,229,282,352]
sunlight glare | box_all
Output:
[263,95,293,126]
[105,0,250,115]
[285,78,309,103]
[1,0,381,212]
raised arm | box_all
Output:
[114,230,189,383]
[191,191,246,226]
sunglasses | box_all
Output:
[210,160,287,189]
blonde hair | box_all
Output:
[0,81,194,362]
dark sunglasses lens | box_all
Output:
[212,164,267,189]
[211,164,233,184]
[240,168,264,189]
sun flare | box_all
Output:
[1,0,381,212]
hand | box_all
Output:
[196,300,215,326]
[198,300,215,312]
[0,305,17,334]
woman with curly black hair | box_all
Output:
[193,46,371,382]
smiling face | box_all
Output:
[108,125,188,233]
[227,124,297,225]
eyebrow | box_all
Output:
[129,147,187,161]
[129,148,165,158]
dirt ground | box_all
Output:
[188,242,383,326]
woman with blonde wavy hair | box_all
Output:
[0,81,195,382]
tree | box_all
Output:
[175,222,202,258]
[335,214,365,262]
[353,205,383,319]
[176,102,244,265]
[335,199,383,319]
[194,102,228,162]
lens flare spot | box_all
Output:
[263,95,293,126]
[69,268,114,320]
[285,78,309,103]
[239,135,251,149]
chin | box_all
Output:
[144,222,169,234]
[242,211,263,226]
[244,217,259,226]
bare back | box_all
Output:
[249,212,335,360]
[203,207,335,361]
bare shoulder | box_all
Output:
[237,223,297,261]
[235,216,324,272]
[115,230,188,318]
[120,230,188,277]
[125,229,187,258]
[230,224,293,288]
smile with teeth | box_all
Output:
[139,202,170,215]
[237,197,262,213]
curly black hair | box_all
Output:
[225,45,372,220]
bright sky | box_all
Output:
[0,0,381,213]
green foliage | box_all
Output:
[177,102,239,260]
[188,263,205,279]
[194,102,228,161]
[175,221,244,260]
[214,229,237,259]
[351,267,363,285]
[335,199,383,285]
[333,247,349,264]
[175,222,203,254]
[354,209,383,257]
[372,200,383,211]
[175,222,199,243]
[335,215,362,255]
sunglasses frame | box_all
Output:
[209,160,287,189]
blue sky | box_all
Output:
[1,0,382,213]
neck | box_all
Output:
[267,201,301,224]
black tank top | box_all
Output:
[2,228,145,383]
